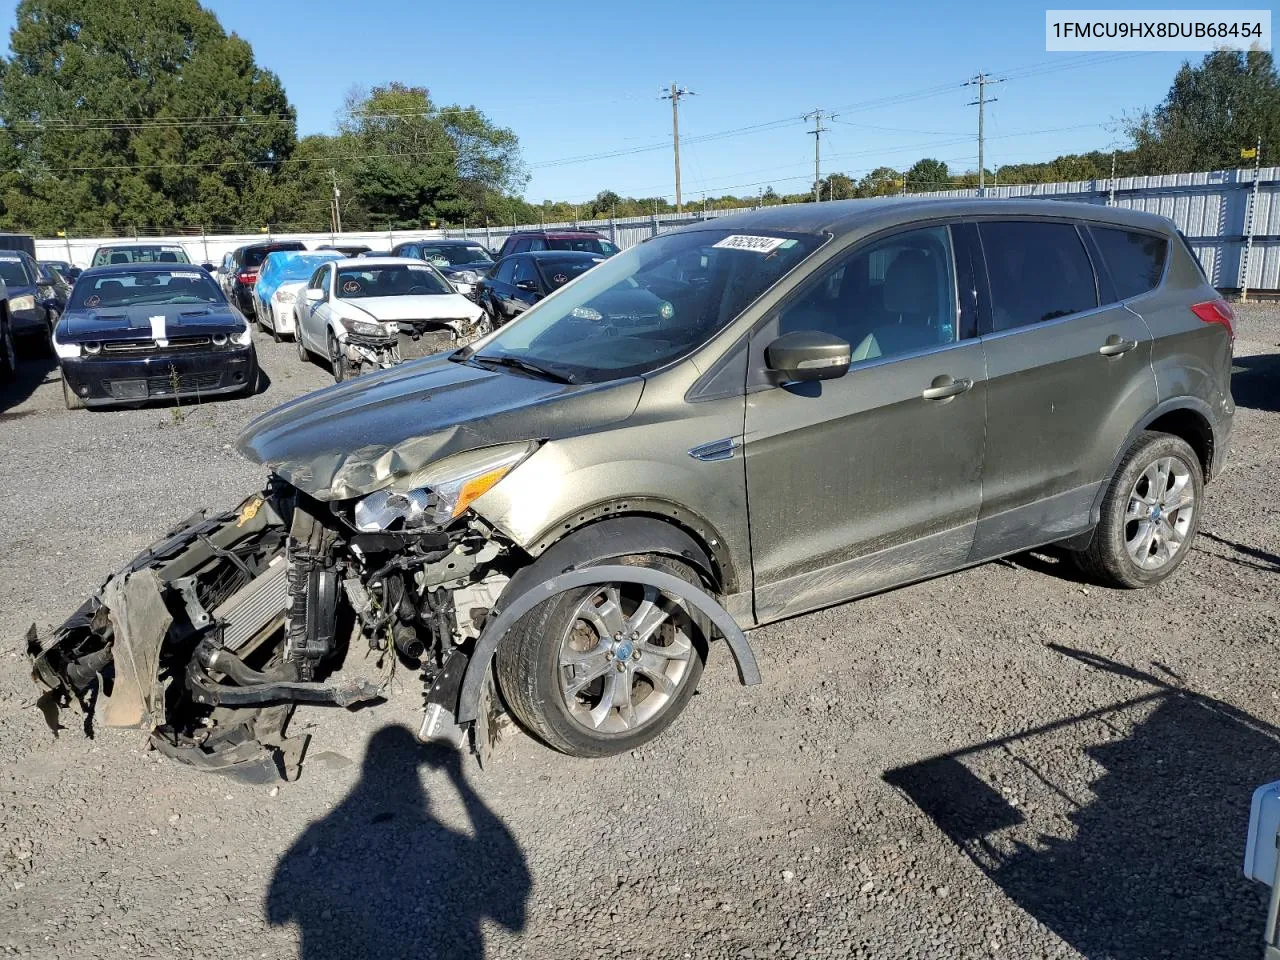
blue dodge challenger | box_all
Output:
[51,263,259,410]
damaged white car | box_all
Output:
[294,258,490,381]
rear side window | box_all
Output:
[1091,226,1168,300]
[979,221,1097,332]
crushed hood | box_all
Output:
[344,293,480,322]
[236,354,643,501]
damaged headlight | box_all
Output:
[353,442,537,531]
[343,318,393,339]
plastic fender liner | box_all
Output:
[455,564,760,725]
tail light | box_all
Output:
[236,271,257,286]
[1191,298,1234,341]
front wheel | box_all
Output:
[495,555,708,757]
[1072,431,1204,588]
[62,374,86,410]
[294,319,309,362]
[327,329,350,383]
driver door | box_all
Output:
[745,223,989,623]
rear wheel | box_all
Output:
[1073,431,1203,588]
[496,554,708,757]
[62,374,86,410]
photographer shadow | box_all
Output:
[268,725,529,959]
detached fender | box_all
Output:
[455,564,760,724]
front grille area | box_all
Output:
[101,335,214,355]
[105,371,224,399]
[398,324,459,360]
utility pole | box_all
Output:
[965,73,1003,197]
[1242,135,1263,303]
[329,169,342,235]
[803,109,834,203]
[661,82,694,213]
[1108,150,1117,206]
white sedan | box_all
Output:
[293,258,489,381]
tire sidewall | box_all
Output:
[1098,434,1204,587]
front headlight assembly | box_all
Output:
[10,294,35,312]
[454,270,481,285]
[343,317,393,339]
[275,289,296,304]
[352,442,537,532]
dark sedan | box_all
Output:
[52,264,259,410]
[0,250,60,341]
[477,250,610,325]
[390,239,495,299]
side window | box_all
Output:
[513,257,538,287]
[1090,226,1168,301]
[511,238,532,254]
[528,238,547,252]
[307,266,327,291]
[779,225,959,363]
[493,258,516,284]
[978,221,1097,332]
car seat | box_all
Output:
[852,250,943,361]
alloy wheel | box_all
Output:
[557,583,694,734]
[1124,455,1195,571]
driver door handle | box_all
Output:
[921,376,973,401]
[1098,336,1138,356]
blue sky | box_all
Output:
[0,1,1222,202]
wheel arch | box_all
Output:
[515,500,739,596]
[1067,397,1219,551]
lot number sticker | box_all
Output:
[712,235,790,254]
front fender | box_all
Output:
[455,564,760,724]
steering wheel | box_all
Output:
[407,284,430,295]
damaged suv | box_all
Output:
[28,199,1234,779]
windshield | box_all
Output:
[0,258,33,287]
[548,236,618,256]
[71,270,224,308]
[91,245,190,267]
[336,263,452,298]
[420,244,494,267]
[536,256,604,289]
[474,229,823,383]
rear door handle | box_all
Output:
[1098,336,1138,356]
[921,376,974,401]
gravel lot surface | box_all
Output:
[1,306,1278,960]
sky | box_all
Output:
[0,0,1222,204]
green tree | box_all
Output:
[1127,50,1280,173]
[817,172,857,200]
[0,0,296,233]
[335,83,525,230]
[906,158,950,189]
[856,166,902,197]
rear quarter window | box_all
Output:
[1091,226,1168,300]
[978,221,1098,332]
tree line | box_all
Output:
[0,0,1276,237]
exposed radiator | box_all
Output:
[213,555,288,652]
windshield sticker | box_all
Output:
[552,273,568,284]
[85,295,101,307]
[172,271,202,280]
[428,256,450,267]
[0,252,22,261]
[342,279,363,294]
[163,246,185,253]
[712,235,790,254]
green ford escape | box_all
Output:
[31,198,1234,776]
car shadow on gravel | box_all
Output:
[267,725,529,958]
[885,647,1277,959]
[0,352,57,415]
[1232,353,1280,412]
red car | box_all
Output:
[494,228,619,260]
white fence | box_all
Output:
[34,163,1280,291]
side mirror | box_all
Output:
[765,330,851,383]
[305,288,324,302]
[201,263,215,273]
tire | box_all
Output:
[295,317,309,362]
[268,305,282,343]
[327,329,349,382]
[495,554,708,757]
[1073,431,1204,589]
[0,314,15,383]
[62,374,86,410]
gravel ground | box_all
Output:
[1,306,1278,960]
